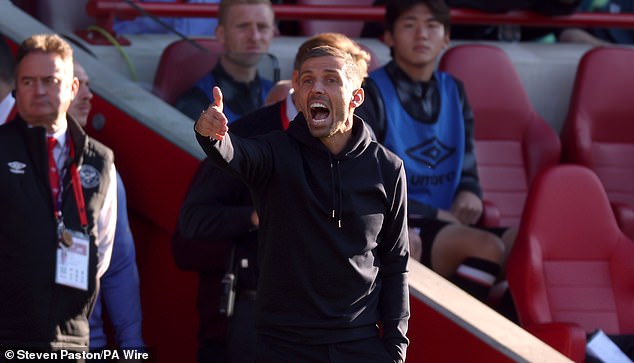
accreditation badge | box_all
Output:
[55,231,90,291]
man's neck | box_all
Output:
[393,58,435,82]
[321,133,350,155]
[321,118,354,155]
[27,115,68,134]
[219,57,257,83]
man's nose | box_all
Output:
[311,80,326,94]
[35,80,47,94]
[416,24,430,38]
[82,87,93,100]
[247,24,261,40]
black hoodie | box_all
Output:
[197,113,410,361]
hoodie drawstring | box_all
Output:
[329,156,343,228]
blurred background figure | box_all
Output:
[68,62,145,352]
[0,36,16,125]
[560,0,634,45]
[171,1,275,362]
[114,0,220,36]
[175,0,277,123]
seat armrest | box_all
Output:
[611,201,634,240]
[526,322,587,362]
[478,199,501,227]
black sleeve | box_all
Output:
[174,87,211,121]
[454,79,482,199]
[378,162,410,362]
[177,159,255,241]
[171,158,256,272]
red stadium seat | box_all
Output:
[296,0,374,37]
[560,46,634,241]
[506,164,634,362]
[152,38,223,105]
[438,44,561,227]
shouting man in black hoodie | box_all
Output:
[194,42,410,362]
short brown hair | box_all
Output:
[295,45,363,88]
[294,32,370,79]
[218,0,273,25]
[17,34,73,67]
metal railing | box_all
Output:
[85,0,634,34]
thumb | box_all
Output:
[213,86,223,112]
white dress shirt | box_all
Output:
[0,92,15,125]
[48,121,116,279]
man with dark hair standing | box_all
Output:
[0,34,116,354]
[195,40,410,362]
[68,62,145,352]
[171,1,275,362]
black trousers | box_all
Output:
[227,293,257,363]
[256,334,396,363]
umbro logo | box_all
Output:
[8,161,27,174]
[406,137,455,169]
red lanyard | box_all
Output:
[68,139,88,228]
[280,99,290,131]
[50,136,88,229]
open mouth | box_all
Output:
[309,102,330,121]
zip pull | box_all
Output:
[338,219,342,228]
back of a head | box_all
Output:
[218,0,274,25]
[0,37,15,86]
[384,0,451,33]
[294,33,371,79]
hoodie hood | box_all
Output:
[285,112,375,228]
[286,112,374,160]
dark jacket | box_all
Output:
[172,102,285,343]
[175,62,273,122]
[0,116,114,348]
[197,113,410,361]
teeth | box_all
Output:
[310,102,327,109]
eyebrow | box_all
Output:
[300,68,341,76]
[401,14,439,22]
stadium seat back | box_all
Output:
[439,44,560,227]
[561,46,634,239]
[507,164,634,358]
[296,0,374,37]
[152,38,223,105]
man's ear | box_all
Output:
[70,76,79,100]
[291,70,300,90]
[351,88,364,108]
[215,25,225,46]
[383,31,394,48]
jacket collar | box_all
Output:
[14,114,89,168]
[286,112,373,159]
